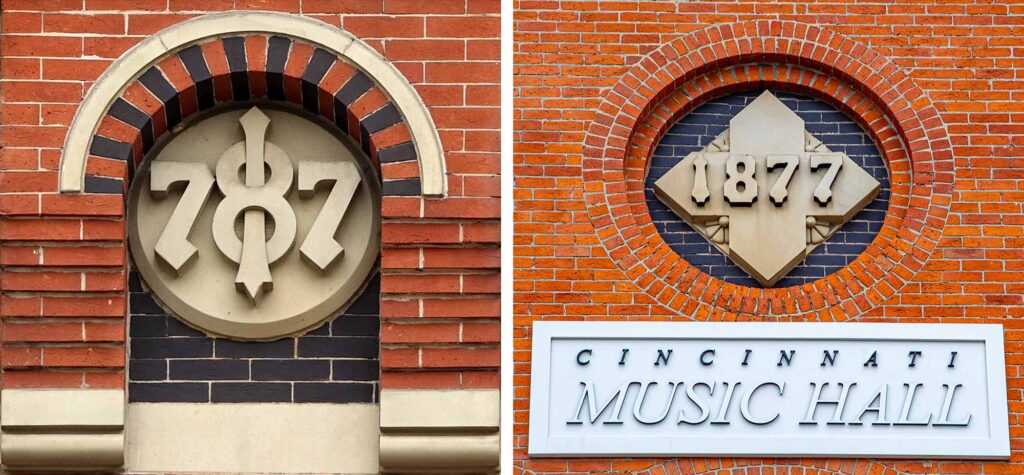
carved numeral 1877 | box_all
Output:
[690,154,843,206]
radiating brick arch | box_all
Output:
[581,19,954,321]
[58,12,446,198]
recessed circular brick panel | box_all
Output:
[582,20,953,321]
[646,90,891,288]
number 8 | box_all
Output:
[724,154,757,205]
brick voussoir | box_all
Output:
[82,34,420,190]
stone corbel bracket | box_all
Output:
[0,389,125,471]
[379,389,499,473]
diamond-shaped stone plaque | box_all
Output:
[654,91,881,286]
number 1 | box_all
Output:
[691,155,710,205]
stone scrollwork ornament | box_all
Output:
[654,91,881,286]
[128,106,380,340]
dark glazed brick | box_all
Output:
[129,270,380,403]
[130,314,167,337]
[170,359,249,381]
[130,293,165,316]
[364,272,381,293]
[215,338,294,358]
[252,359,330,381]
[360,126,372,158]
[362,103,401,134]
[301,79,320,115]
[378,142,416,164]
[130,337,213,359]
[266,36,291,101]
[382,179,420,196]
[177,45,213,110]
[331,315,379,337]
[130,382,209,402]
[166,316,206,337]
[298,337,378,358]
[344,290,380,317]
[304,321,331,336]
[108,97,150,130]
[301,49,335,114]
[222,37,250,101]
[303,48,334,83]
[335,70,373,106]
[89,136,133,161]
[107,98,154,150]
[294,383,375,403]
[129,359,167,381]
[332,97,349,130]
[211,383,291,403]
[129,271,144,292]
[195,79,214,110]
[645,90,890,288]
[223,37,248,72]
[178,44,211,81]
[84,176,124,194]
[138,67,181,126]
[332,359,379,381]
[265,36,290,73]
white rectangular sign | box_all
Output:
[528,322,1009,458]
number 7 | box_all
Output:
[149,162,215,275]
[297,161,362,271]
[810,153,844,205]
[766,154,798,205]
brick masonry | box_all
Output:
[128,270,380,404]
[0,1,499,396]
[515,3,1024,475]
[84,33,423,197]
[646,90,890,288]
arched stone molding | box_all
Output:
[57,11,446,197]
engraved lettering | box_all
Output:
[633,382,681,425]
[576,349,592,366]
[740,381,784,425]
[568,381,635,425]
[801,382,856,425]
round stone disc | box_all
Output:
[127,105,380,340]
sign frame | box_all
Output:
[527,321,1009,459]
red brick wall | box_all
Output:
[514,1,1023,474]
[0,0,500,392]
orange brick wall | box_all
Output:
[0,0,500,392]
[513,1,1023,474]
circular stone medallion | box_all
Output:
[128,105,380,340]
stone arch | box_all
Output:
[58,11,446,197]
